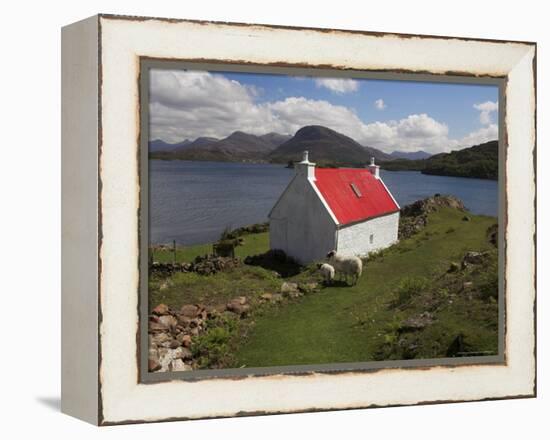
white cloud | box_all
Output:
[149,70,498,154]
[314,78,359,94]
[474,101,498,125]
[458,124,498,147]
[374,99,386,110]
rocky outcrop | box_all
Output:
[399,195,466,240]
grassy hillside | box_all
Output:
[380,140,498,180]
[149,205,498,369]
[235,208,497,366]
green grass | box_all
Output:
[151,232,269,264]
[233,208,497,367]
[149,263,280,311]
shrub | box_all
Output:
[478,265,498,301]
[191,324,235,368]
[394,277,429,305]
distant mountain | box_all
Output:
[389,150,432,160]
[159,131,281,162]
[269,125,393,166]
[380,140,498,180]
[260,132,292,148]
[149,139,192,152]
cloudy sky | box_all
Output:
[149,69,499,154]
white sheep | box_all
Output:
[318,263,335,285]
[326,250,363,285]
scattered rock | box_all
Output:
[177,315,192,327]
[149,321,169,333]
[180,304,200,318]
[148,359,161,372]
[151,332,171,346]
[158,315,177,329]
[177,334,192,347]
[462,281,474,290]
[281,282,299,295]
[260,293,273,301]
[152,303,170,315]
[298,282,318,294]
[171,359,192,372]
[169,340,181,349]
[462,215,471,222]
[286,291,303,299]
[172,346,193,360]
[226,299,251,317]
[149,347,159,362]
[461,251,488,268]
[399,312,434,332]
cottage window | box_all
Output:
[369,234,374,244]
[350,182,362,198]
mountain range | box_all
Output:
[150,125,392,165]
[389,150,432,160]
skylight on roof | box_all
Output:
[350,182,362,198]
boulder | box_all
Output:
[281,282,299,295]
[172,346,193,360]
[462,251,487,268]
[169,340,181,349]
[148,347,159,362]
[171,359,192,372]
[226,300,251,317]
[287,291,303,299]
[177,333,192,347]
[177,315,192,327]
[152,303,170,315]
[260,293,273,301]
[180,304,200,318]
[298,282,318,294]
[399,312,434,332]
[151,332,171,346]
[158,315,177,329]
[148,359,161,372]
[149,321,169,333]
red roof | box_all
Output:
[313,168,399,225]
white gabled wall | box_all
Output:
[269,177,337,264]
[337,211,400,257]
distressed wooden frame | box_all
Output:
[61,14,536,425]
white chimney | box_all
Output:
[368,157,380,179]
[296,150,316,180]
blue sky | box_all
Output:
[149,68,499,154]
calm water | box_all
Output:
[150,160,498,245]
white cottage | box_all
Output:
[268,151,400,264]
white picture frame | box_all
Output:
[61,14,536,425]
